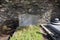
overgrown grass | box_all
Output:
[10,25,43,40]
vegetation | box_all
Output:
[10,25,43,40]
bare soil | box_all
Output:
[0,26,16,40]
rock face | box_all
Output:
[0,0,60,26]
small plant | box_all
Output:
[10,25,43,40]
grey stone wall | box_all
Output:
[0,0,60,26]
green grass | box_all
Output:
[10,25,43,40]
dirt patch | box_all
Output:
[0,34,10,40]
[0,19,18,40]
[0,26,17,40]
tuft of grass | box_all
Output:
[10,25,43,40]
